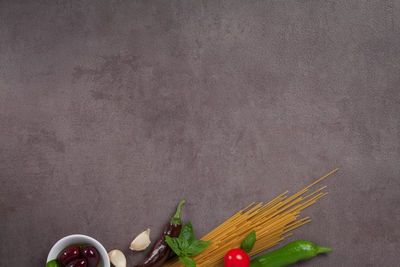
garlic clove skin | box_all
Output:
[130,228,151,251]
[108,249,127,267]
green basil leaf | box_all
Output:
[178,238,190,251]
[184,240,211,256]
[179,256,196,267]
[240,230,256,253]
[165,236,182,256]
[179,222,195,242]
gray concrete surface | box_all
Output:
[1,0,399,266]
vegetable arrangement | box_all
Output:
[47,200,332,267]
[46,169,338,267]
[127,201,330,267]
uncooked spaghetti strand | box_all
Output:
[304,168,338,190]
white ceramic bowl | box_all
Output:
[47,234,110,267]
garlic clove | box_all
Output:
[108,249,127,267]
[129,228,151,251]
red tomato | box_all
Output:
[224,248,250,267]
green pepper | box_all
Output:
[46,259,62,267]
[250,240,332,267]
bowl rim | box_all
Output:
[47,234,110,267]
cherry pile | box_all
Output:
[58,245,99,267]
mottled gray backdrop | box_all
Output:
[1,0,399,266]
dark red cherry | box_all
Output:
[81,246,99,267]
[66,258,87,267]
[58,246,80,265]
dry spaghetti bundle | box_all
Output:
[163,169,338,267]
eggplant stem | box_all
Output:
[170,200,186,224]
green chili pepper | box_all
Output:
[250,240,332,267]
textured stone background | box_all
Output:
[1,0,399,266]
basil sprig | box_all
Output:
[166,222,210,267]
[240,230,256,253]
